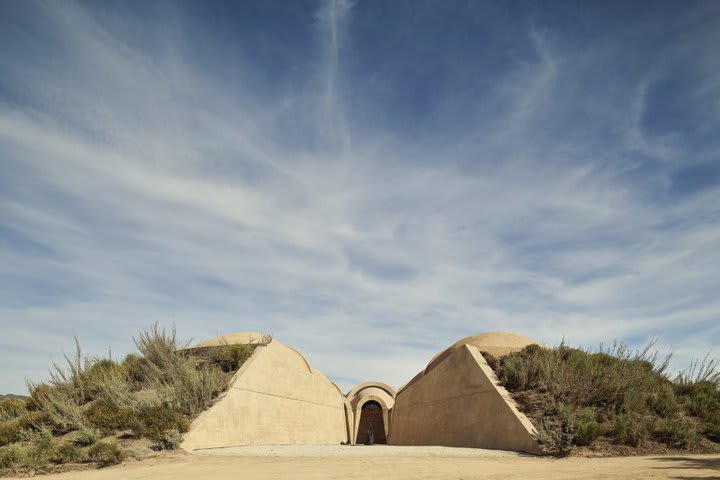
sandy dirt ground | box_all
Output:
[10,446,720,480]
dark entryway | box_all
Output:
[355,400,387,444]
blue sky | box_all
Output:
[1,0,719,395]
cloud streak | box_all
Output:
[0,0,719,394]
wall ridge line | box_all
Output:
[232,386,344,409]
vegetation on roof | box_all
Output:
[485,342,720,456]
[0,324,264,476]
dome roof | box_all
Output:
[192,332,270,348]
[426,332,539,373]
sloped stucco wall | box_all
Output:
[389,344,540,453]
[181,341,348,451]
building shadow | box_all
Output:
[651,456,720,480]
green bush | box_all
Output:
[122,354,147,387]
[647,383,680,418]
[0,399,27,423]
[84,401,135,435]
[133,324,185,384]
[87,440,123,467]
[156,428,182,450]
[704,412,720,442]
[614,413,645,447]
[170,362,225,417]
[677,381,720,419]
[136,405,189,441]
[0,443,28,469]
[25,385,86,434]
[534,418,574,456]
[56,442,86,463]
[8,324,244,466]
[573,418,606,446]
[74,426,101,447]
[84,359,133,408]
[491,340,720,453]
[0,412,42,447]
[652,416,700,449]
[25,383,52,412]
[211,344,254,373]
[26,431,57,468]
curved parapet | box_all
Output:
[181,339,348,450]
[347,381,397,399]
[191,332,270,348]
[425,332,539,376]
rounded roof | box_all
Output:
[346,381,396,399]
[192,332,270,348]
[425,331,539,374]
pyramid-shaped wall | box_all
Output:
[181,340,348,451]
[389,343,540,453]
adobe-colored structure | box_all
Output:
[181,333,349,450]
[180,331,541,454]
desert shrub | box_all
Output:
[675,354,720,389]
[704,413,720,442]
[26,431,57,468]
[14,324,240,465]
[136,405,189,441]
[0,443,28,469]
[574,419,606,446]
[0,412,43,447]
[534,418,574,456]
[156,428,182,450]
[133,323,185,384]
[621,388,647,414]
[614,412,645,447]
[0,399,27,423]
[0,418,27,447]
[491,340,720,453]
[647,383,680,418]
[651,415,700,449]
[565,408,606,446]
[25,383,52,412]
[211,343,254,373]
[55,442,86,463]
[84,359,133,408]
[25,383,86,434]
[74,426,101,447]
[498,344,547,391]
[170,361,225,416]
[87,440,123,467]
[551,404,607,447]
[84,401,135,435]
[676,381,720,419]
[132,388,166,412]
[47,338,89,403]
[495,342,672,411]
[122,354,147,387]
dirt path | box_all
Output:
[10,448,720,480]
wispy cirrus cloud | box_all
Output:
[0,0,719,394]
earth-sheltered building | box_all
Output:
[180,331,541,454]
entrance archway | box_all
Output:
[356,400,386,444]
[346,382,396,445]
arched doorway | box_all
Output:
[355,400,387,444]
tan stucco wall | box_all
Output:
[389,344,541,454]
[181,340,348,451]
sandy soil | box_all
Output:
[9,446,720,479]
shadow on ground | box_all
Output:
[652,456,720,480]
